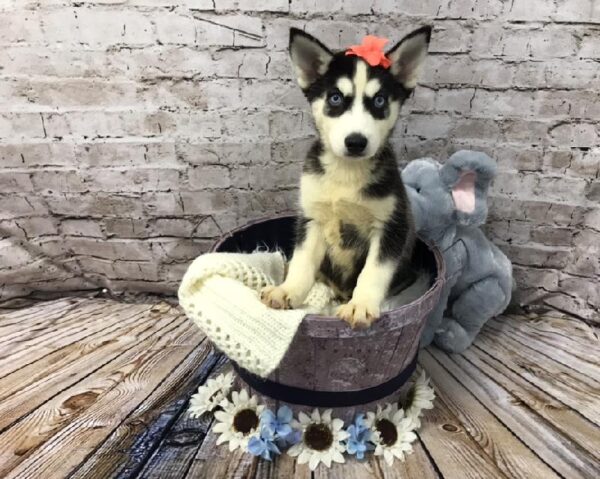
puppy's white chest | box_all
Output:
[300,173,396,236]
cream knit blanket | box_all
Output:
[178,251,429,378]
[178,251,336,378]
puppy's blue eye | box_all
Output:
[374,95,386,108]
[328,92,343,106]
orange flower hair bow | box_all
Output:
[345,35,392,68]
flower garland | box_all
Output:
[188,370,435,470]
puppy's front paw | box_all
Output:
[260,285,292,310]
[336,300,380,329]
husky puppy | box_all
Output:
[261,27,432,328]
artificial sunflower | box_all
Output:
[188,371,235,418]
[365,403,418,466]
[404,371,435,427]
[213,389,265,451]
[288,409,349,470]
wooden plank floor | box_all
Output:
[0,298,598,478]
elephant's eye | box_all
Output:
[415,187,421,193]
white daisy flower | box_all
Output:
[287,409,349,470]
[365,403,418,466]
[188,371,235,418]
[404,371,435,427]
[213,389,266,451]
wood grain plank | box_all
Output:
[428,347,600,478]
[313,458,382,478]
[0,301,131,377]
[0,298,84,332]
[486,318,600,381]
[251,454,311,478]
[466,344,600,462]
[371,438,440,479]
[490,314,599,364]
[476,329,600,426]
[416,367,509,479]
[130,356,230,479]
[420,350,559,479]
[184,429,258,478]
[0,318,203,478]
[489,311,600,361]
[0,299,112,348]
[0,303,178,432]
[66,341,218,479]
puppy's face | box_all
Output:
[289,27,431,160]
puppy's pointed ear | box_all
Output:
[387,26,432,90]
[289,28,333,89]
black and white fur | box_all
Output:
[261,26,432,328]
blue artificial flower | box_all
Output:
[345,414,373,460]
[260,406,301,448]
[248,406,303,460]
[247,426,281,461]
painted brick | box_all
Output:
[155,13,197,45]
[429,23,473,54]
[0,0,596,317]
[553,0,598,22]
[549,122,598,148]
[82,168,182,192]
[0,171,34,192]
[61,219,105,238]
[0,113,45,139]
[506,0,554,20]
[75,142,178,167]
[77,9,155,47]
[215,0,288,12]
[67,238,154,261]
[176,141,271,166]
[195,15,263,47]
[188,165,232,189]
[0,143,76,167]
[0,196,48,219]
[579,35,600,59]
[372,0,439,15]
[290,0,345,14]
[105,218,150,238]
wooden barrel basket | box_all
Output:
[212,214,446,420]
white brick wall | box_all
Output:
[0,1,598,322]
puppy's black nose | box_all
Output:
[345,133,368,156]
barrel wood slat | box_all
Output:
[214,216,445,422]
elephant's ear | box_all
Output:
[440,150,497,226]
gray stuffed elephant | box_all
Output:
[402,150,513,352]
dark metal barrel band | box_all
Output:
[232,353,418,408]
